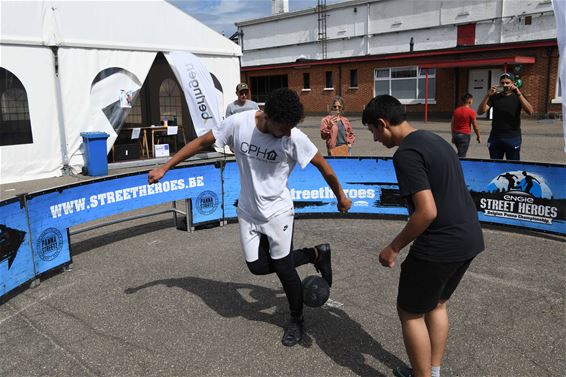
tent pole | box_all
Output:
[51,46,72,175]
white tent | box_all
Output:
[0,0,241,184]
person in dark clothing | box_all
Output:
[362,95,485,377]
[477,72,533,161]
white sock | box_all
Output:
[431,366,441,377]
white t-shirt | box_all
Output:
[213,110,318,222]
[225,100,259,118]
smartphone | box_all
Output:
[495,86,506,93]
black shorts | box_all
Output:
[397,253,474,314]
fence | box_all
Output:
[2,158,564,298]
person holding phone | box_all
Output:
[477,72,533,160]
[320,96,356,156]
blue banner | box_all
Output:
[223,161,240,219]
[1,163,223,299]
[0,198,36,297]
[25,163,222,230]
[222,158,408,219]
[461,160,565,235]
[290,158,407,216]
[2,157,564,299]
[223,158,565,235]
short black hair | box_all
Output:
[264,88,304,125]
[362,95,406,126]
[461,93,473,103]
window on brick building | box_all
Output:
[250,75,288,103]
[303,73,310,90]
[350,69,358,88]
[552,76,562,104]
[325,71,333,89]
[374,66,436,103]
[0,67,33,146]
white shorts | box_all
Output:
[238,209,294,262]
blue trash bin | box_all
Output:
[80,132,110,176]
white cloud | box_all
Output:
[169,0,343,36]
[169,0,270,36]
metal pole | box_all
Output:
[172,200,178,228]
[51,46,72,175]
[425,68,429,123]
[185,199,193,232]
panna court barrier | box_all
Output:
[1,157,564,299]
[225,158,565,235]
[1,162,223,298]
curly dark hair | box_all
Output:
[264,88,304,125]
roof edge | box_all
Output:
[241,39,558,71]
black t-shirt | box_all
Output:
[488,93,522,138]
[393,130,484,262]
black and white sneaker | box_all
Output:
[281,317,304,347]
[314,244,332,287]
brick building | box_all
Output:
[236,0,561,119]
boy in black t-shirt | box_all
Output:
[362,95,484,377]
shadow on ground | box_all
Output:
[125,276,406,377]
[71,219,174,255]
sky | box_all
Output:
[169,0,343,37]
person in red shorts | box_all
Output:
[450,93,480,158]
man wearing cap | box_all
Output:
[225,83,259,118]
[477,72,533,161]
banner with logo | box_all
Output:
[2,158,564,299]
[25,163,222,233]
[222,159,407,220]
[24,163,222,277]
[165,51,221,136]
[289,158,406,215]
[0,197,37,297]
[1,163,223,299]
[223,158,565,235]
[462,160,565,234]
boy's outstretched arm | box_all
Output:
[309,152,352,213]
[148,130,216,184]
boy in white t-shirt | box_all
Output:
[148,88,352,347]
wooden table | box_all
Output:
[140,126,187,158]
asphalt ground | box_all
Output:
[1,117,565,376]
